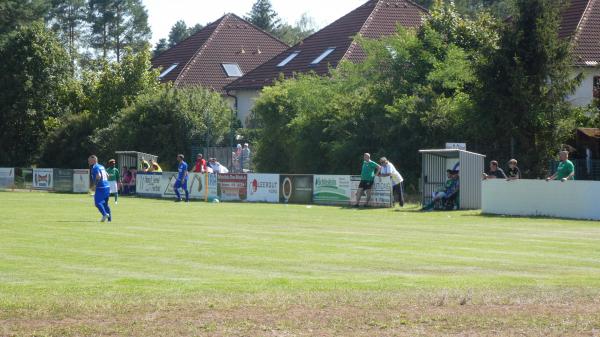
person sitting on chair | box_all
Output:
[422,170,460,211]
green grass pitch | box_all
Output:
[1,192,599,336]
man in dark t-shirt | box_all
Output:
[483,160,507,180]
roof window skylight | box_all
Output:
[159,63,179,79]
[311,47,335,65]
[222,63,243,77]
[277,51,300,67]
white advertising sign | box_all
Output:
[189,173,218,200]
[161,172,179,198]
[136,173,163,197]
[33,168,54,189]
[247,173,279,203]
[446,142,467,150]
[313,175,352,205]
[72,169,90,193]
[350,175,394,208]
[0,168,14,188]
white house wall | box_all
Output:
[235,89,261,127]
[568,67,600,107]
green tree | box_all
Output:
[475,0,581,177]
[87,0,151,61]
[0,0,49,38]
[0,22,74,166]
[94,86,233,169]
[252,2,496,182]
[48,0,87,73]
[39,46,161,168]
[273,13,316,45]
[153,38,168,57]
[168,20,189,47]
[245,0,281,33]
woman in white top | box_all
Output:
[378,157,404,207]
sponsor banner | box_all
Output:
[73,169,90,193]
[161,172,179,198]
[247,173,279,203]
[0,168,14,188]
[280,175,313,204]
[313,175,351,205]
[53,169,73,192]
[136,172,163,197]
[188,173,218,200]
[218,173,247,201]
[350,175,394,208]
[33,168,54,189]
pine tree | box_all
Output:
[245,0,281,33]
[48,0,87,73]
[87,0,151,61]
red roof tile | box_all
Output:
[151,14,288,93]
[558,0,600,66]
[226,0,427,91]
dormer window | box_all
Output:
[277,51,300,67]
[159,63,179,79]
[222,63,243,77]
[311,47,335,65]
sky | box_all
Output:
[144,0,366,45]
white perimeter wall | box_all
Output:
[235,89,261,127]
[568,67,600,107]
[482,179,600,220]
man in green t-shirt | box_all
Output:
[354,153,381,207]
[546,151,575,182]
[106,159,121,203]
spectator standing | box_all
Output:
[193,154,207,173]
[378,157,405,207]
[546,151,575,182]
[483,160,507,180]
[106,159,120,204]
[241,143,251,172]
[506,159,521,180]
[354,153,381,208]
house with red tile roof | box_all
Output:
[225,0,428,126]
[560,0,600,106]
[151,13,288,107]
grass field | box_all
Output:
[1,192,600,336]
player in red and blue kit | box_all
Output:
[174,154,189,202]
[88,155,112,222]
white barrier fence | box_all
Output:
[135,172,394,207]
[0,167,394,208]
[482,179,600,220]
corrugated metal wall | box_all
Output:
[459,151,485,209]
[421,153,447,206]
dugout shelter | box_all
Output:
[419,149,485,210]
[115,151,159,171]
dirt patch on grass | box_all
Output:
[2,291,600,336]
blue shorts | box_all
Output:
[94,187,110,202]
[174,179,187,189]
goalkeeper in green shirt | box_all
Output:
[106,159,121,204]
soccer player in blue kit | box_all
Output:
[174,154,189,202]
[88,155,112,222]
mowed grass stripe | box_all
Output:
[1,191,600,300]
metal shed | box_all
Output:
[419,149,486,210]
[115,151,159,171]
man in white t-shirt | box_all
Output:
[379,157,404,207]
